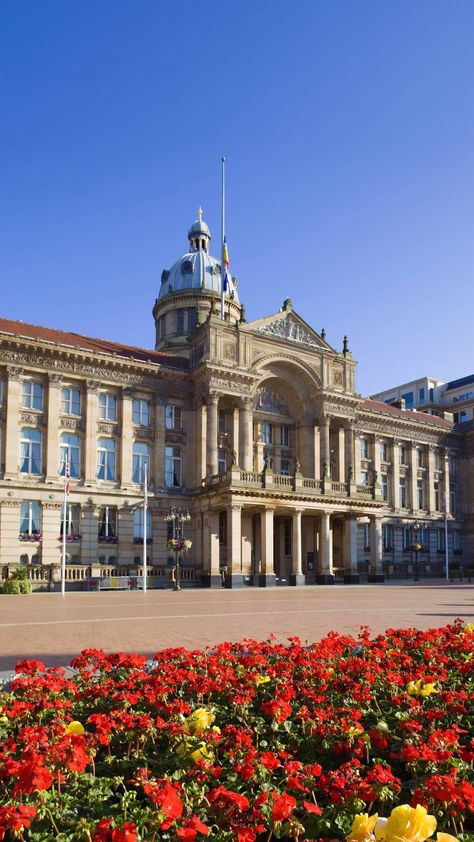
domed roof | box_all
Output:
[158,210,239,303]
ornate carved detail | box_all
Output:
[97,422,119,435]
[61,417,83,431]
[333,370,343,386]
[86,380,100,393]
[223,342,236,360]
[5,365,24,381]
[255,387,289,416]
[208,377,252,395]
[20,412,45,426]
[48,373,63,385]
[122,386,136,398]
[255,315,324,349]
[133,425,154,440]
[42,502,62,510]
[0,498,20,507]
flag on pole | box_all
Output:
[64,462,70,497]
[222,236,230,293]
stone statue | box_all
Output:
[231,449,237,466]
[263,454,271,471]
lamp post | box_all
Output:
[411,518,423,582]
[165,507,191,592]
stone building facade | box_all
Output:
[0,212,470,588]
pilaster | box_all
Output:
[45,375,62,482]
[120,387,133,488]
[4,368,22,479]
[84,382,99,484]
[206,394,218,477]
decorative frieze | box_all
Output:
[20,412,45,426]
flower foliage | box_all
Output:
[0,623,473,840]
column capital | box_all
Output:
[239,396,254,411]
[86,380,100,393]
[48,373,63,386]
[230,503,243,512]
[207,393,219,406]
[261,505,275,514]
[122,386,136,399]
[5,365,24,381]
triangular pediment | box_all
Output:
[245,308,334,352]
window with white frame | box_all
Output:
[417,479,424,510]
[363,523,370,550]
[450,486,457,514]
[261,422,273,444]
[61,387,81,416]
[383,524,393,550]
[98,393,117,421]
[132,442,150,483]
[380,442,389,462]
[453,531,461,551]
[165,405,182,430]
[381,474,389,501]
[218,410,227,433]
[133,507,151,539]
[60,433,80,479]
[399,445,407,465]
[403,527,411,550]
[20,501,41,536]
[359,470,369,486]
[60,503,80,538]
[218,449,227,474]
[434,482,440,511]
[417,448,424,467]
[434,451,441,470]
[280,459,291,476]
[359,438,369,459]
[132,399,150,427]
[399,478,407,508]
[97,438,116,481]
[98,506,117,539]
[165,446,182,487]
[22,381,43,410]
[281,425,290,447]
[437,528,446,551]
[20,428,42,475]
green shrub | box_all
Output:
[2,568,32,594]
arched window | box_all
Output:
[97,438,116,481]
[132,442,150,483]
[60,433,80,478]
[20,428,42,475]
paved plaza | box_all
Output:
[0,581,472,672]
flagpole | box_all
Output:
[143,462,148,593]
[220,155,225,321]
[61,459,69,597]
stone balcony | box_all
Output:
[206,467,381,505]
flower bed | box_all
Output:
[0,623,473,841]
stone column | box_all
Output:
[443,448,451,515]
[120,388,133,488]
[336,426,345,483]
[195,398,206,486]
[369,516,384,582]
[206,394,218,477]
[239,398,253,471]
[313,424,320,480]
[231,407,239,464]
[345,423,354,481]
[320,417,331,477]
[317,512,334,584]
[409,443,418,512]
[290,509,305,586]
[4,367,22,479]
[209,510,222,587]
[84,382,99,484]
[427,446,436,514]
[154,396,166,488]
[343,515,359,583]
[259,506,276,586]
[391,439,400,509]
[45,375,62,482]
[225,504,244,588]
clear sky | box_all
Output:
[1,1,473,396]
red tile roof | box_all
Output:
[0,317,189,370]
[362,398,452,428]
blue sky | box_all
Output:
[1,0,473,395]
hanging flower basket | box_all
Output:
[166,538,192,553]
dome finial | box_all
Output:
[197,206,203,223]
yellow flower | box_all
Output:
[346,813,379,842]
[65,720,85,735]
[177,739,214,763]
[464,622,474,633]
[376,804,437,842]
[185,708,215,735]
[436,834,459,842]
[407,680,437,697]
[254,675,271,686]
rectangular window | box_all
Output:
[280,459,291,476]
[188,307,197,333]
[219,511,227,545]
[417,479,424,510]
[399,478,407,508]
[218,409,227,433]
[383,524,393,550]
[281,425,290,447]
[98,507,117,540]
[453,531,461,551]
[97,438,116,481]
[380,442,389,462]
[450,486,457,514]
[165,446,182,487]
[165,405,182,430]
[434,451,441,470]
[363,523,370,550]
[61,387,81,416]
[60,503,80,538]
[20,501,41,536]
[359,470,369,486]
[98,393,117,421]
[399,446,407,465]
[22,381,43,410]
[403,527,411,550]
[382,474,388,501]
[132,399,150,426]
[417,449,424,467]
[437,528,446,551]
[176,308,185,335]
[158,314,166,341]
[261,422,273,445]
[218,448,227,474]
[132,442,150,483]
[401,391,414,409]
[133,507,151,539]
[448,455,457,476]
[284,519,291,555]
[60,433,80,479]
[418,387,425,404]
[434,482,440,512]
[20,428,42,475]
[359,438,369,459]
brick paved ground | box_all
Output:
[0,581,472,672]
